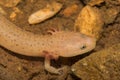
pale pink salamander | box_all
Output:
[0,14,96,74]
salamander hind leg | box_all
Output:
[44,51,65,74]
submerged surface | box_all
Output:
[0,0,120,80]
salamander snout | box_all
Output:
[85,37,96,50]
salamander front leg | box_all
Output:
[44,52,65,74]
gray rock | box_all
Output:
[71,44,120,80]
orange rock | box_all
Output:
[74,5,104,40]
[88,0,104,6]
[0,0,21,7]
[61,4,79,17]
[10,7,23,21]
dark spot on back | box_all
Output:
[13,33,17,36]
[15,44,19,46]
[41,43,44,46]
[30,44,33,47]
[13,39,16,42]
[7,35,11,38]
[50,41,53,44]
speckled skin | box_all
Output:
[0,14,96,74]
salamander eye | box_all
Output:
[80,45,86,50]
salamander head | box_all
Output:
[58,32,96,57]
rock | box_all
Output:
[71,43,120,80]
[101,7,120,24]
[0,65,21,80]
[74,5,104,40]
[0,6,6,15]
[60,4,79,17]
[0,0,21,7]
[28,1,63,24]
[105,0,120,7]
[88,0,105,6]
[9,7,23,21]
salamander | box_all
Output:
[0,14,96,74]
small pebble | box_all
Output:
[28,2,63,24]
[61,4,79,17]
